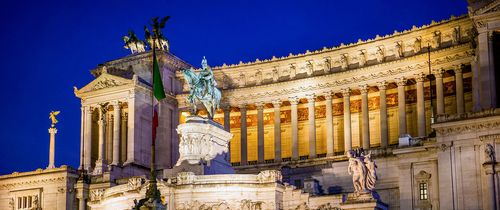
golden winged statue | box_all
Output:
[49,111,60,127]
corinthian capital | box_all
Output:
[341,88,351,97]
[415,73,426,82]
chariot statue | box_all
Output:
[49,111,60,128]
[144,17,170,52]
[123,30,146,54]
[182,56,221,119]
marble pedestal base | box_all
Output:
[164,116,234,178]
[340,192,388,210]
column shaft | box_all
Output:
[290,97,299,160]
[47,128,57,169]
[360,85,370,150]
[397,78,407,136]
[223,105,231,132]
[378,82,388,148]
[126,96,136,164]
[79,107,84,169]
[342,89,352,152]
[111,102,121,165]
[240,105,248,165]
[435,70,445,115]
[256,103,264,164]
[273,100,282,162]
[416,74,426,137]
[307,94,316,158]
[455,67,465,114]
[84,106,92,171]
[325,92,334,156]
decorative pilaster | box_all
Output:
[306,94,316,158]
[289,97,299,160]
[416,74,426,137]
[94,105,108,175]
[47,127,57,169]
[454,66,465,114]
[256,102,265,164]
[111,101,121,166]
[397,78,407,137]
[325,91,334,156]
[434,69,445,115]
[84,106,92,171]
[239,104,248,165]
[342,88,352,152]
[378,81,388,148]
[360,85,370,150]
[272,100,282,162]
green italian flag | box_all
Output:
[152,50,165,142]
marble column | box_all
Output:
[290,97,299,160]
[94,106,107,174]
[256,102,265,164]
[306,94,316,158]
[272,100,282,162]
[223,104,231,132]
[111,101,121,166]
[360,85,370,150]
[83,106,92,171]
[477,30,497,109]
[454,65,465,114]
[125,96,136,164]
[239,104,248,165]
[47,127,57,169]
[434,69,445,115]
[416,73,426,137]
[378,81,388,148]
[79,107,84,169]
[325,91,334,156]
[342,88,352,152]
[397,78,407,137]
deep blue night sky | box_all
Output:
[0,0,467,175]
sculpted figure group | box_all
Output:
[347,149,378,194]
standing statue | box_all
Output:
[347,149,378,194]
[49,111,60,128]
[364,153,378,190]
[182,56,221,119]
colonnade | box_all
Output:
[80,100,129,174]
[228,65,467,165]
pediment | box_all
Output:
[473,0,500,16]
[75,72,133,95]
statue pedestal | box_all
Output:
[340,192,388,210]
[164,116,234,178]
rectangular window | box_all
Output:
[294,179,303,189]
[419,182,428,200]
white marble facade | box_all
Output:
[1,1,500,209]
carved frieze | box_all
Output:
[92,78,124,91]
[89,189,105,201]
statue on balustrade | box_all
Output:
[347,149,378,194]
[182,56,221,119]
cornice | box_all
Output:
[433,110,500,137]
[209,15,470,70]
[0,167,78,190]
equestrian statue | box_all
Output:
[182,56,221,119]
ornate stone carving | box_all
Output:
[414,37,422,53]
[127,177,144,191]
[92,78,123,91]
[347,150,377,193]
[257,170,282,183]
[177,172,196,185]
[484,143,496,163]
[340,54,349,69]
[176,116,233,166]
[241,199,264,210]
[376,46,385,62]
[89,189,105,201]
[395,41,404,58]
